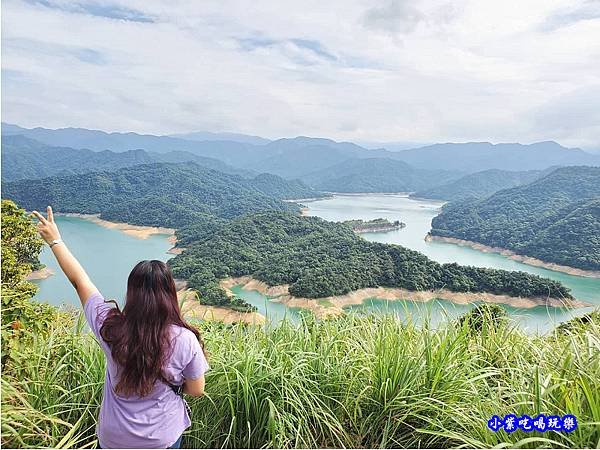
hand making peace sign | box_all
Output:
[32,206,61,244]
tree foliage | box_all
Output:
[1,200,43,291]
[1,200,64,369]
[431,166,600,270]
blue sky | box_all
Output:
[2,0,599,148]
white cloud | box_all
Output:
[1,0,599,148]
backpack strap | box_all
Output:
[169,383,183,397]
[168,382,191,416]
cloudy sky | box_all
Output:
[2,0,599,148]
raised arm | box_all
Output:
[32,206,98,306]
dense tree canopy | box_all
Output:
[169,211,572,308]
[1,163,312,228]
[430,166,600,271]
[1,200,61,367]
[246,173,325,200]
[1,200,43,292]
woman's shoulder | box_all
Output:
[169,325,199,347]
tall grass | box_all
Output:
[2,312,599,448]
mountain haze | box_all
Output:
[169,130,270,145]
[394,142,600,172]
[4,123,599,195]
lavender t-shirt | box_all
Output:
[84,292,209,449]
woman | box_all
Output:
[33,207,208,449]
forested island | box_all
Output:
[168,211,574,310]
[430,166,600,272]
[343,218,405,233]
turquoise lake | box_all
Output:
[33,216,173,307]
[34,195,599,333]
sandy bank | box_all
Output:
[166,235,185,255]
[176,281,265,325]
[283,196,331,203]
[221,276,589,319]
[26,267,54,281]
[427,235,600,279]
[60,213,176,240]
[325,192,412,196]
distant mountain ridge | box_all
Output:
[394,141,600,172]
[411,168,553,202]
[1,135,253,181]
[4,123,599,194]
[169,130,270,145]
[301,158,462,193]
[430,166,600,271]
[2,122,230,154]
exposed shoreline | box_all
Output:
[427,235,600,279]
[26,266,54,281]
[166,235,185,255]
[354,226,401,233]
[220,276,589,319]
[176,280,266,325]
[324,192,412,196]
[283,196,331,203]
[60,213,176,240]
[59,213,182,253]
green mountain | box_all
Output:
[1,135,252,181]
[411,169,547,202]
[247,173,324,200]
[301,158,461,192]
[430,166,600,271]
[1,123,263,166]
[248,144,352,179]
[1,163,306,228]
[394,142,600,172]
[168,211,572,308]
[5,123,599,175]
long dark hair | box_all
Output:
[100,260,203,397]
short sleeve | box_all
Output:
[83,291,114,341]
[182,336,210,380]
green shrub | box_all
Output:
[455,303,508,333]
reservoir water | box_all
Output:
[33,216,173,307]
[35,195,599,333]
